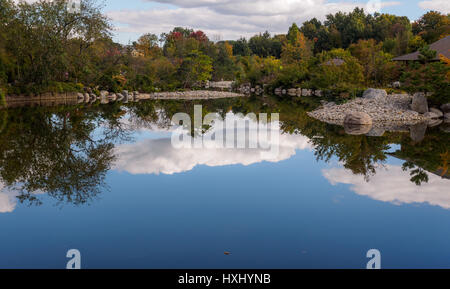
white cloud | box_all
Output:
[108,0,401,41]
[418,0,450,14]
[323,164,450,209]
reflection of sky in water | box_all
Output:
[1,112,450,268]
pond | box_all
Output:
[0,96,449,269]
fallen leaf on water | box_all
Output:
[224,252,231,256]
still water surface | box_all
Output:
[0,96,449,268]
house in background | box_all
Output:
[393,35,450,62]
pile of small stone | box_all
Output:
[308,89,431,125]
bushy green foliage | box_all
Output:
[0,88,5,106]
[310,49,364,90]
[1,1,448,104]
[349,39,400,86]
[400,61,450,104]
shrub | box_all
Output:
[310,49,364,90]
[0,88,5,106]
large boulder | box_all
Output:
[445,113,450,120]
[411,92,428,114]
[362,88,387,101]
[424,111,441,119]
[441,103,450,113]
[366,128,385,137]
[427,119,443,128]
[344,112,373,125]
[429,108,444,118]
[345,123,372,135]
[410,122,427,143]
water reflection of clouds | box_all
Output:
[114,113,313,175]
[0,184,18,213]
[323,165,450,209]
[0,184,44,213]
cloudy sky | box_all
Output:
[102,0,450,43]
[14,0,450,43]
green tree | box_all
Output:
[412,11,450,44]
[178,50,213,88]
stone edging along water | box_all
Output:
[2,90,245,108]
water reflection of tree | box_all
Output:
[223,96,392,181]
[390,127,450,185]
[2,95,445,209]
[0,104,130,206]
[205,95,447,184]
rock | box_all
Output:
[424,111,441,119]
[411,92,428,114]
[108,93,117,102]
[445,113,450,119]
[282,89,287,95]
[410,122,427,143]
[274,88,282,95]
[427,119,443,127]
[429,108,444,118]
[122,90,128,96]
[288,88,297,96]
[344,123,372,135]
[89,94,97,102]
[314,90,323,97]
[100,96,109,104]
[344,112,373,125]
[116,93,125,102]
[84,93,90,103]
[302,89,312,97]
[100,90,109,97]
[441,103,450,113]
[392,81,401,88]
[363,88,387,101]
[366,128,385,137]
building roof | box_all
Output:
[392,35,450,61]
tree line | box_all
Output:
[0,0,449,103]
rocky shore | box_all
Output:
[140,90,244,100]
[307,89,449,139]
[308,93,428,125]
[3,90,244,106]
[308,89,449,124]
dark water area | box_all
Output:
[0,96,449,269]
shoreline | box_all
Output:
[2,90,245,108]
